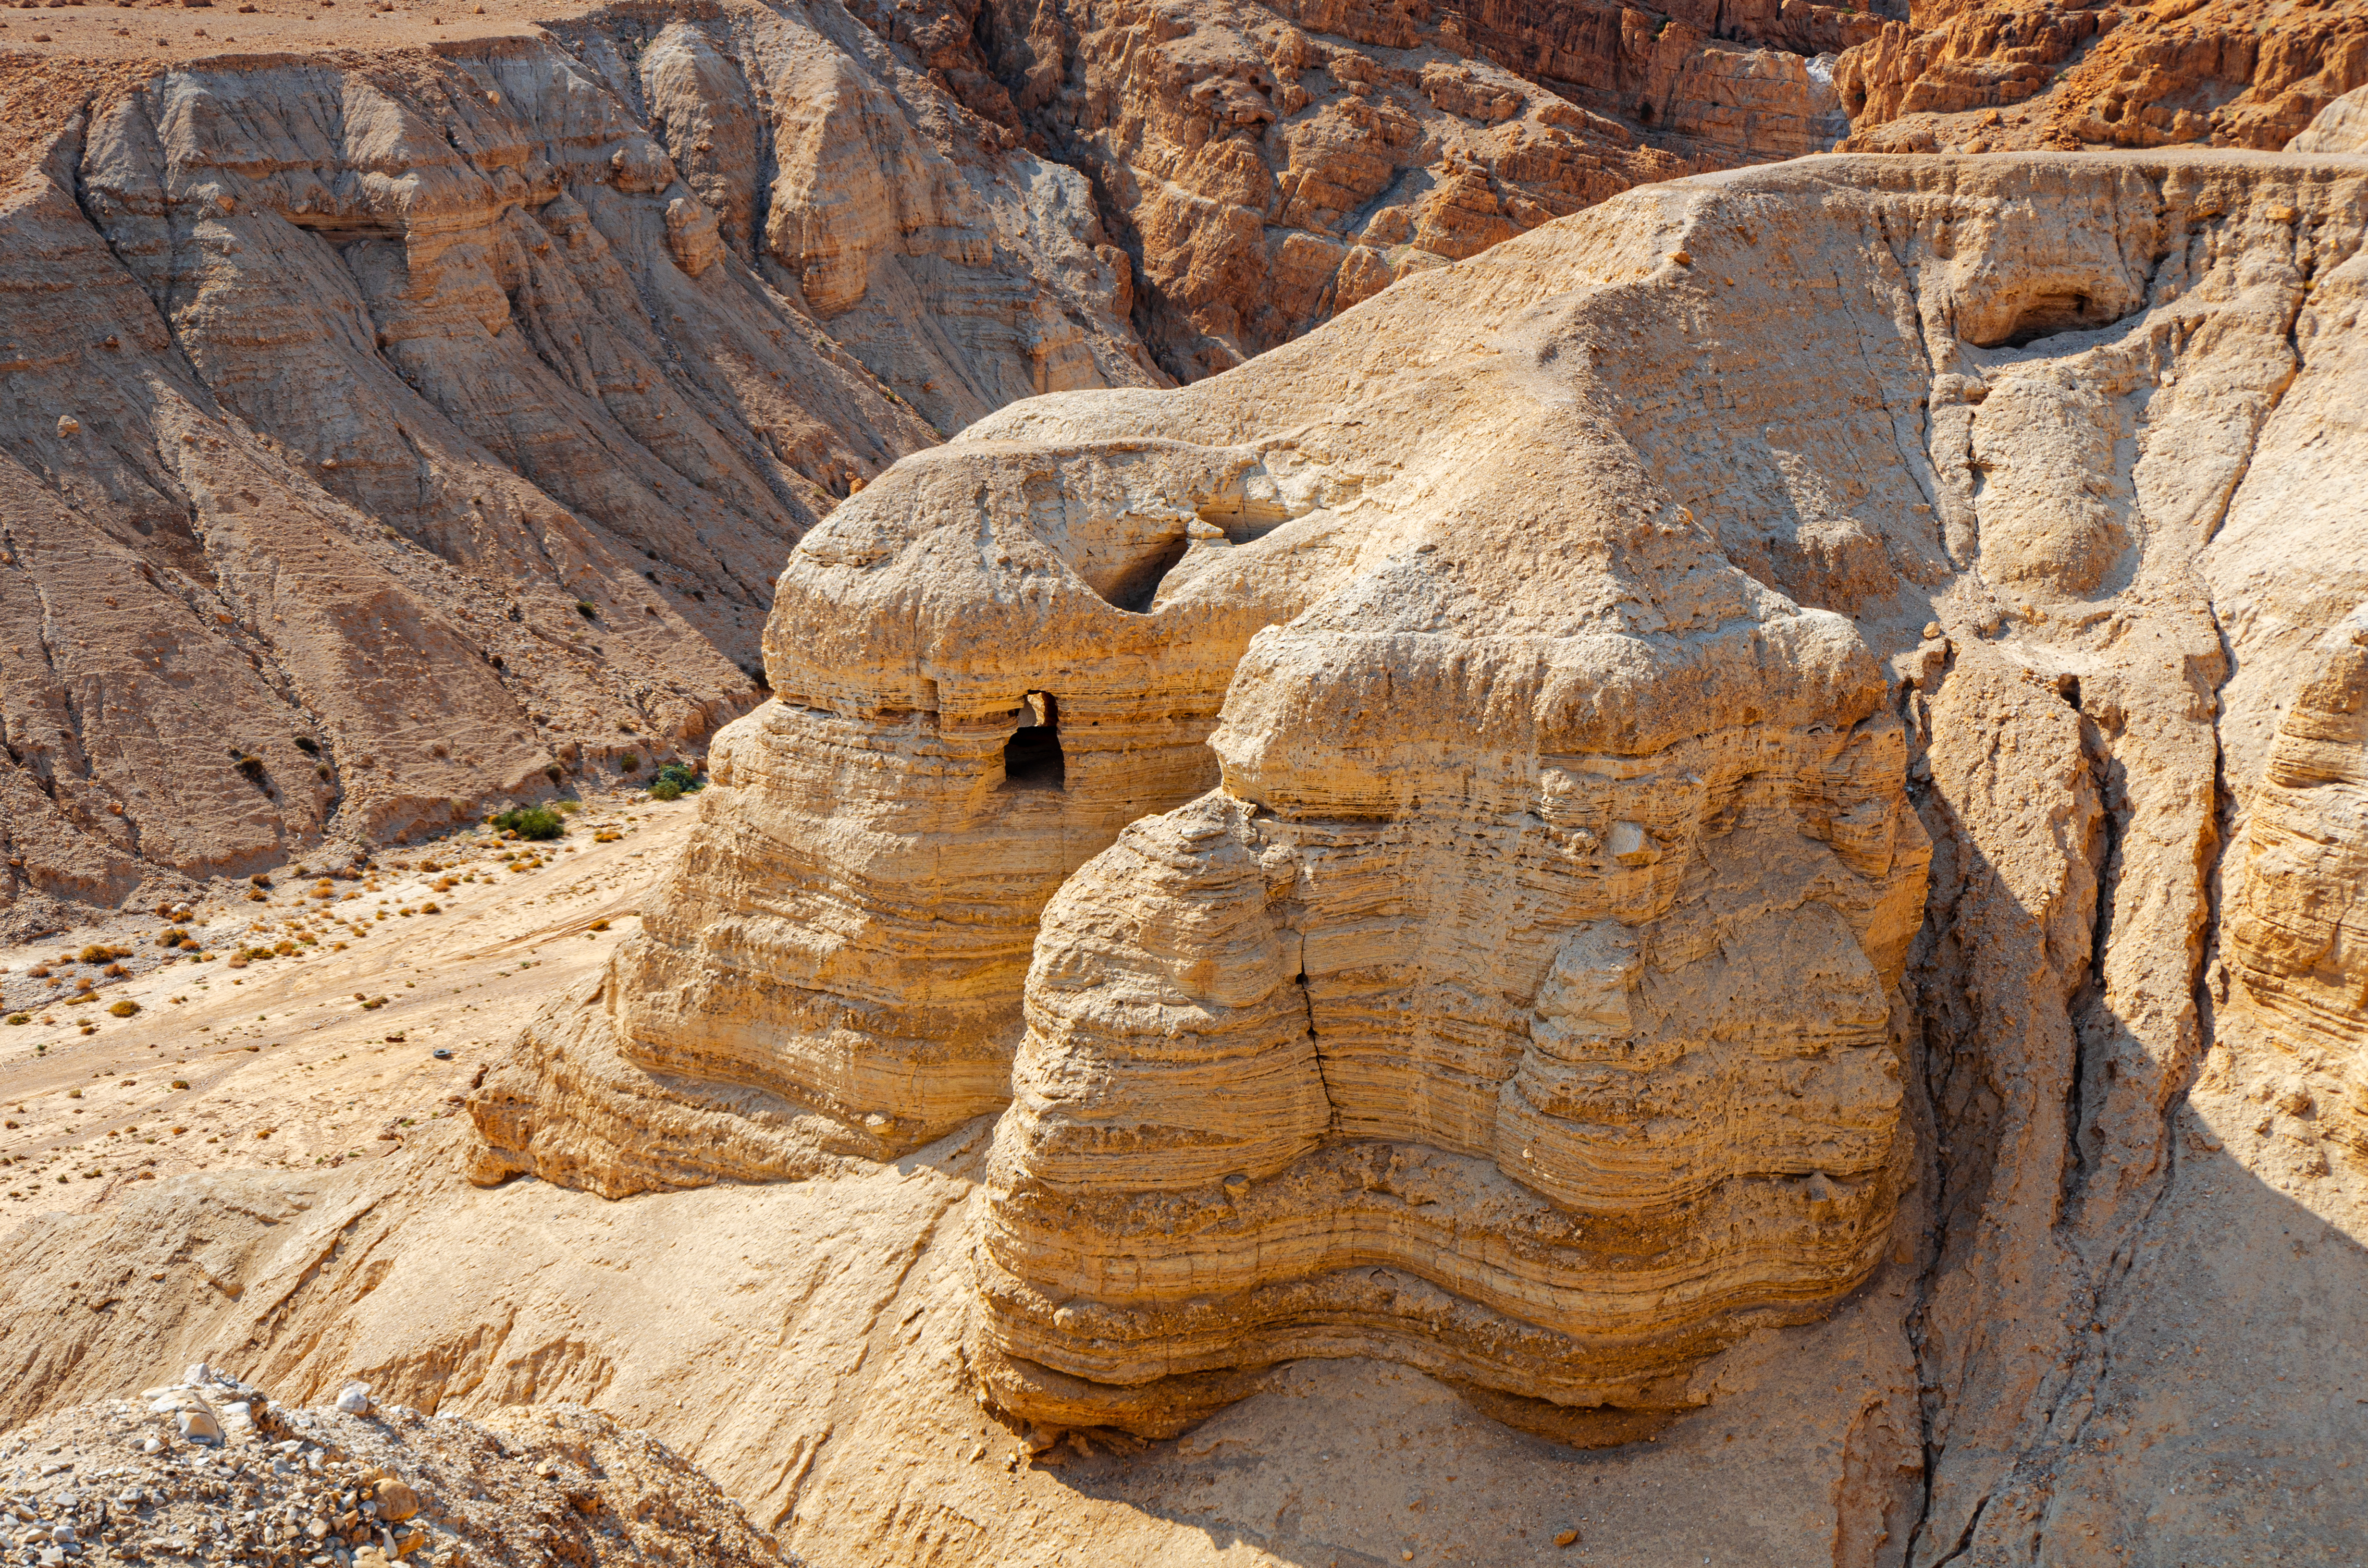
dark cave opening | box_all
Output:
[1002,692,1065,791]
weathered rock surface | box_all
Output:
[0,1374,794,1568]
[0,5,1159,932]
[0,0,2062,931]
[1835,0,2368,155]
[859,0,1865,378]
[0,0,2362,1548]
[470,410,1378,1187]
[473,140,2368,1507]
[2291,81,2368,152]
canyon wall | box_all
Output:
[0,7,1156,933]
[1835,0,2368,154]
[1,0,2365,1556]
[0,0,1884,929]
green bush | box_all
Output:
[493,805,566,841]
[649,779,684,802]
[618,752,641,774]
[653,762,704,795]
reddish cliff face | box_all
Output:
[849,0,1865,377]
[1836,0,2368,153]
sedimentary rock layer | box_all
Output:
[473,412,1388,1183]
[952,146,2368,1435]
[0,2,1155,927]
[479,148,2368,1271]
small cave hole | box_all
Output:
[2056,673,2083,710]
[1103,536,1192,614]
[1971,290,2133,350]
[1001,691,1065,791]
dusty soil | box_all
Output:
[0,0,592,66]
[0,793,699,1207]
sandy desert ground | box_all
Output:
[0,785,1937,1567]
[0,792,696,1206]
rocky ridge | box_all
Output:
[28,0,2335,930]
[0,0,1888,933]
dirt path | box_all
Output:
[0,793,700,1207]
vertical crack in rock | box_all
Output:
[2061,714,2125,1206]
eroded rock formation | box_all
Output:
[0,6,1157,930]
[478,143,2368,1465]
[0,0,1918,929]
[1834,0,2368,155]
[860,0,1870,377]
[469,410,1381,1186]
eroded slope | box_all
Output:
[0,2,1153,931]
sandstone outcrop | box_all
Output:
[474,143,2368,1466]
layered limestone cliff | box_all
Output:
[476,144,2368,1492]
[0,4,1157,930]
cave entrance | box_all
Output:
[1002,692,1065,791]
